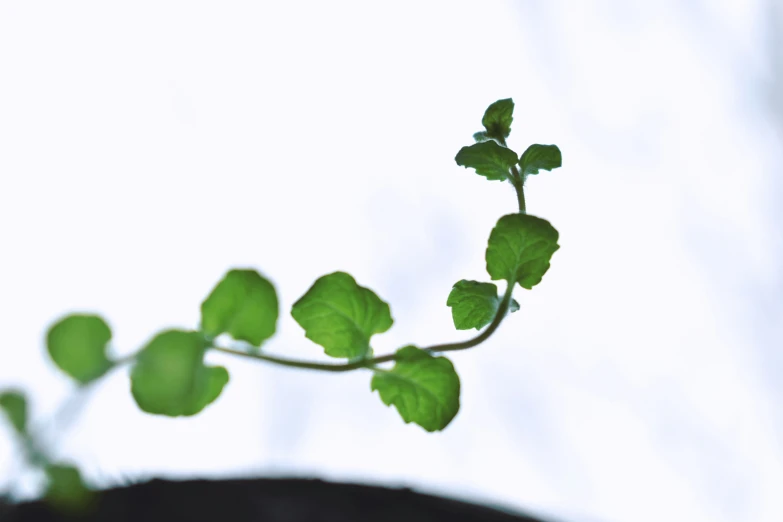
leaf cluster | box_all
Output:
[1,98,563,506]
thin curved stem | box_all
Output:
[211,346,396,372]
[211,281,515,371]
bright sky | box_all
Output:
[1,2,782,522]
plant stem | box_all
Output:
[498,136,526,214]
[211,346,396,372]
[508,164,526,214]
[211,281,515,370]
[208,131,525,373]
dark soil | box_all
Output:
[0,477,554,522]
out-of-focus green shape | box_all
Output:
[291,271,393,359]
[519,144,562,176]
[454,141,519,181]
[201,269,279,348]
[481,98,514,140]
[46,315,113,385]
[472,131,491,143]
[446,280,520,331]
[0,390,27,435]
[130,330,229,417]
[371,346,460,432]
[44,464,94,513]
[486,214,560,289]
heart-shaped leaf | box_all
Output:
[371,346,460,432]
[130,330,229,417]
[201,269,279,348]
[291,272,393,359]
[486,214,560,289]
[46,315,113,385]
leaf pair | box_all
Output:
[456,98,561,182]
[385,213,561,429]
[456,141,561,182]
[202,269,394,362]
[292,273,459,432]
[43,312,231,418]
[447,213,559,329]
[130,269,281,417]
[39,271,277,419]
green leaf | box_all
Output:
[45,464,94,513]
[130,330,229,417]
[446,280,520,331]
[481,98,514,140]
[291,272,393,359]
[371,346,460,432]
[454,141,519,181]
[46,315,113,385]
[0,390,27,435]
[519,144,562,176]
[486,214,560,289]
[201,269,279,348]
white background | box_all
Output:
[1,2,782,522]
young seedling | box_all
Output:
[0,98,562,505]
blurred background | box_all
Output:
[1,1,781,521]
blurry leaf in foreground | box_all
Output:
[45,464,94,514]
[46,315,114,385]
[0,390,27,435]
[130,330,229,417]
[201,269,279,348]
